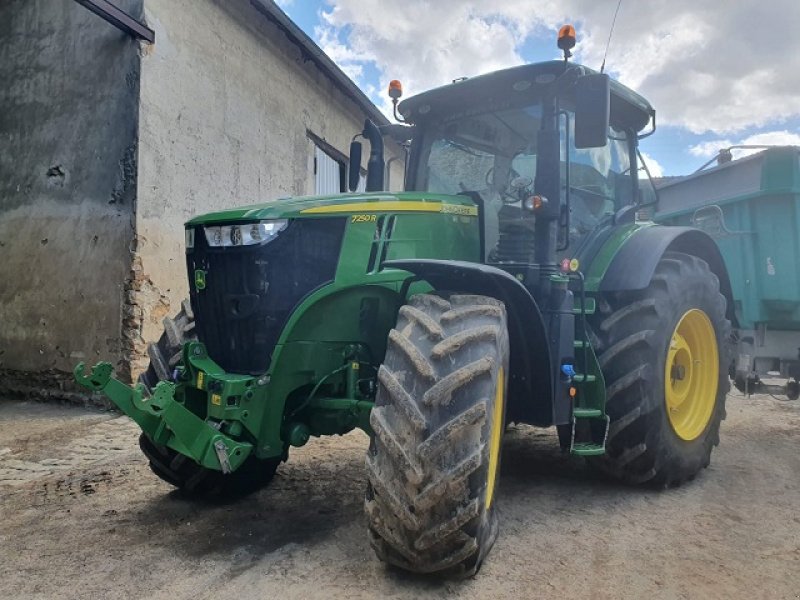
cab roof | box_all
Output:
[398,60,655,133]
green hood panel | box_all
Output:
[186,192,478,226]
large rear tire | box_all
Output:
[588,252,730,486]
[365,293,509,577]
[138,300,279,497]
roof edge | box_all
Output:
[249,0,389,127]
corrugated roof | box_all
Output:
[249,0,389,127]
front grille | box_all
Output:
[187,217,347,374]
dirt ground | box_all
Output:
[1,392,798,600]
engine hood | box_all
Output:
[185,192,478,225]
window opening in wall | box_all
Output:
[353,170,367,192]
[308,131,366,195]
[314,145,346,195]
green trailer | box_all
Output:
[656,146,800,398]
[73,28,735,577]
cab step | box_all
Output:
[571,374,596,383]
[570,442,606,456]
[572,408,603,418]
[573,297,596,315]
[569,413,609,456]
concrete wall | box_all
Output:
[134,0,404,373]
[0,0,143,390]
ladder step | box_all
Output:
[573,408,603,418]
[573,297,596,315]
[572,374,596,383]
[571,442,606,456]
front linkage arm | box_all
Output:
[74,362,253,473]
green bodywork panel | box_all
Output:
[581,222,653,292]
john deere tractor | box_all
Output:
[76,29,733,576]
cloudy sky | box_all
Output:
[278,0,800,176]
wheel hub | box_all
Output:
[664,309,719,441]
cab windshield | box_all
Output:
[413,104,632,256]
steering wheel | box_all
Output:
[485,167,533,204]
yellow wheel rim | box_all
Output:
[485,367,504,509]
[664,309,719,441]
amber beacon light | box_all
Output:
[388,80,403,100]
[558,24,576,50]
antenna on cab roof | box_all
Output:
[600,0,623,74]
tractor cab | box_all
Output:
[394,59,655,293]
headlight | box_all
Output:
[185,228,195,249]
[203,219,288,248]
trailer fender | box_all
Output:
[383,259,553,424]
[599,226,737,325]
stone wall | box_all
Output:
[0,0,143,393]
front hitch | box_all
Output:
[74,362,252,473]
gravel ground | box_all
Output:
[1,392,798,600]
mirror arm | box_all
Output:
[637,109,657,140]
[392,99,407,124]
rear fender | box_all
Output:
[599,226,737,326]
[383,259,553,425]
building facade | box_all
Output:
[0,0,404,399]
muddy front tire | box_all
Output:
[138,300,279,497]
[365,293,509,577]
[138,433,279,497]
[589,252,730,486]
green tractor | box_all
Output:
[75,30,733,576]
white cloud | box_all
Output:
[689,130,800,159]
[745,131,800,144]
[317,0,800,136]
[317,2,524,100]
[688,139,735,158]
[639,151,664,178]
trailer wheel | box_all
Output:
[138,300,279,497]
[589,252,730,486]
[365,293,509,577]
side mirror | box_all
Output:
[348,140,362,192]
[574,73,610,149]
